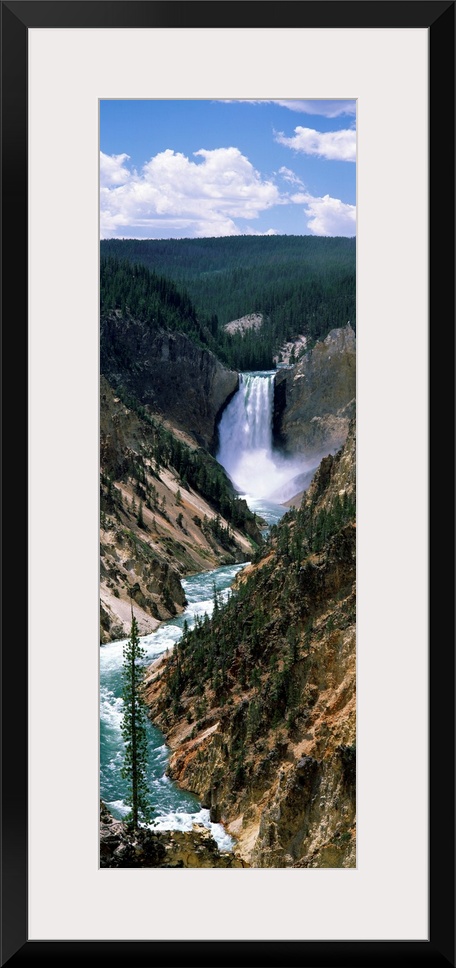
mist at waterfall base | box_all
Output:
[100,371,313,856]
[217,371,318,506]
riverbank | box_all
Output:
[144,422,356,867]
[100,562,250,852]
[100,801,247,868]
[100,375,260,643]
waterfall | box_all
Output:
[218,372,274,456]
[217,371,315,503]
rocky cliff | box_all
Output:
[101,312,238,450]
[100,801,246,868]
[145,422,356,867]
[100,376,261,642]
[274,324,355,462]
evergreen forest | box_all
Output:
[100,235,355,371]
[100,384,259,542]
[161,479,356,726]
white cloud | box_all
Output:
[275,126,356,162]
[218,99,356,118]
[271,100,356,117]
[99,151,131,188]
[100,147,356,239]
[295,193,356,236]
[278,166,306,188]
[100,147,281,238]
[244,227,279,236]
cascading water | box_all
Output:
[100,372,316,856]
[220,371,276,455]
[217,371,316,504]
[100,563,245,852]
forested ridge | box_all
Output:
[101,384,260,541]
[100,257,211,352]
[160,450,356,721]
[100,232,357,865]
[145,422,356,867]
[100,235,355,371]
[100,373,261,641]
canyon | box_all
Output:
[144,418,356,868]
[99,256,356,867]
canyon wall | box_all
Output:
[145,422,356,867]
[274,324,355,461]
[101,312,238,450]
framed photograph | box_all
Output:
[2,1,454,966]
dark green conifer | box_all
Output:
[121,609,152,829]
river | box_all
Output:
[100,371,310,850]
[100,562,248,850]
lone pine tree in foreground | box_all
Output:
[121,610,152,829]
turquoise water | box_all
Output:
[100,369,295,850]
[100,562,247,850]
[243,496,288,528]
[99,508,288,850]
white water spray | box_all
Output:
[217,372,316,502]
[100,564,244,851]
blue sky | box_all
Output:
[100,99,356,239]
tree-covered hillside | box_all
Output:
[145,421,356,867]
[100,257,211,350]
[102,382,260,541]
[99,374,262,641]
[100,236,355,370]
[160,453,355,717]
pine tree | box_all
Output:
[120,610,152,828]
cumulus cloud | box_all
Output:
[275,126,356,162]
[293,193,356,236]
[100,147,282,238]
[100,151,132,187]
[100,146,356,238]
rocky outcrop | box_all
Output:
[251,749,355,868]
[101,312,238,449]
[100,530,187,641]
[100,801,246,868]
[145,422,356,867]
[274,324,355,460]
[224,313,263,336]
[100,376,259,642]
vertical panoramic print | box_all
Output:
[99,99,356,868]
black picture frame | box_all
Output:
[1,2,454,966]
